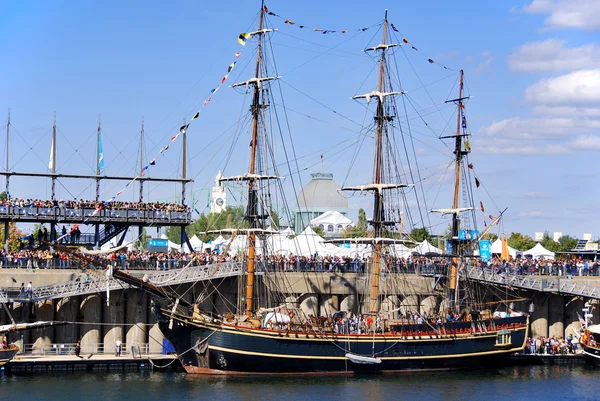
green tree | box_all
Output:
[558,235,578,252]
[507,232,536,251]
[540,232,561,253]
[0,191,6,201]
[311,225,325,237]
[410,227,431,243]
[0,222,26,251]
[343,208,368,238]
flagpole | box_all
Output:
[4,110,9,250]
[95,115,101,248]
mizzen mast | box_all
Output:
[446,70,469,311]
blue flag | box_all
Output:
[98,133,105,173]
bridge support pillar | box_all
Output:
[381,295,399,319]
[55,297,79,344]
[340,295,358,314]
[103,291,124,355]
[564,297,584,339]
[548,294,564,339]
[32,300,54,354]
[80,294,102,353]
[319,295,338,317]
[530,294,549,338]
[299,295,319,317]
[126,291,147,353]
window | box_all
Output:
[327,224,334,232]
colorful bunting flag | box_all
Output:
[100,36,245,206]
[238,33,250,46]
[391,24,399,32]
[480,201,485,213]
[475,177,480,188]
[264,5,381,35]
[468,163,473,169]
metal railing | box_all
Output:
[465,266,600,300]
[1,261,245,302]
[18,342,151,356]
[0,205,191,224]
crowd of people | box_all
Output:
[523,335,579,355]
[0,249,598,279]
[484,256,600,277]
[0,198,190,213]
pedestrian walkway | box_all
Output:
[465,266,600,300]
[2,261,244,302]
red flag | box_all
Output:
[263,5,268,13]
[320,155,323,159]
[468,163,473,169]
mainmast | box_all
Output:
[369,10,389,314]
[343,10,407,314]
[448,70,466,311]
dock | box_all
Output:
[2,353,181,373]
[507,353,586,366]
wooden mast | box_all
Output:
[369,10,388,314]
[449,70,465,311]
[245,2,265,317]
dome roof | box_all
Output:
[296,173,348,210]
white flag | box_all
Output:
[48,138,54,170]
[48,136,54,170]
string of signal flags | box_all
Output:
[260,4,453,70]
[88,6,454,221]
[86,45,246,221]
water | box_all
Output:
[0,366,598,401]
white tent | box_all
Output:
[181,235,206,253]
[414,240,442,255]
[167,240,181,252]
[490,239,518,258]
[524,243,555,259]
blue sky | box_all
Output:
[1,0,599,240]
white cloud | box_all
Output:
[525,69,600,104]
[475,52,493,73]
[508,39,600,72]
[473,137,568,155]
[525,0,600,30]
[518,192,553,199]
[518,211,547,218]
[479,116,600,139]
[532,105,600,117]
[571,135,600,150]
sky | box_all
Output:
[0,0,599,240]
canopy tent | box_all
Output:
[414,240,442,255]
[167,240,181,252]
[490,238,518,258]
[181,235,206,253]
[523,243,555,259]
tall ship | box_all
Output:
[152,3,528,374]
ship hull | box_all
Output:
[0,348,19,367]
[158,313,528,374]
[582,344,600,366]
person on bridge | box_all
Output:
[26,281,32,299]
[115,338,122,357]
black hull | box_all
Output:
[582,344,600,366]
[0,348,19,367]
[156,311,528,374]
